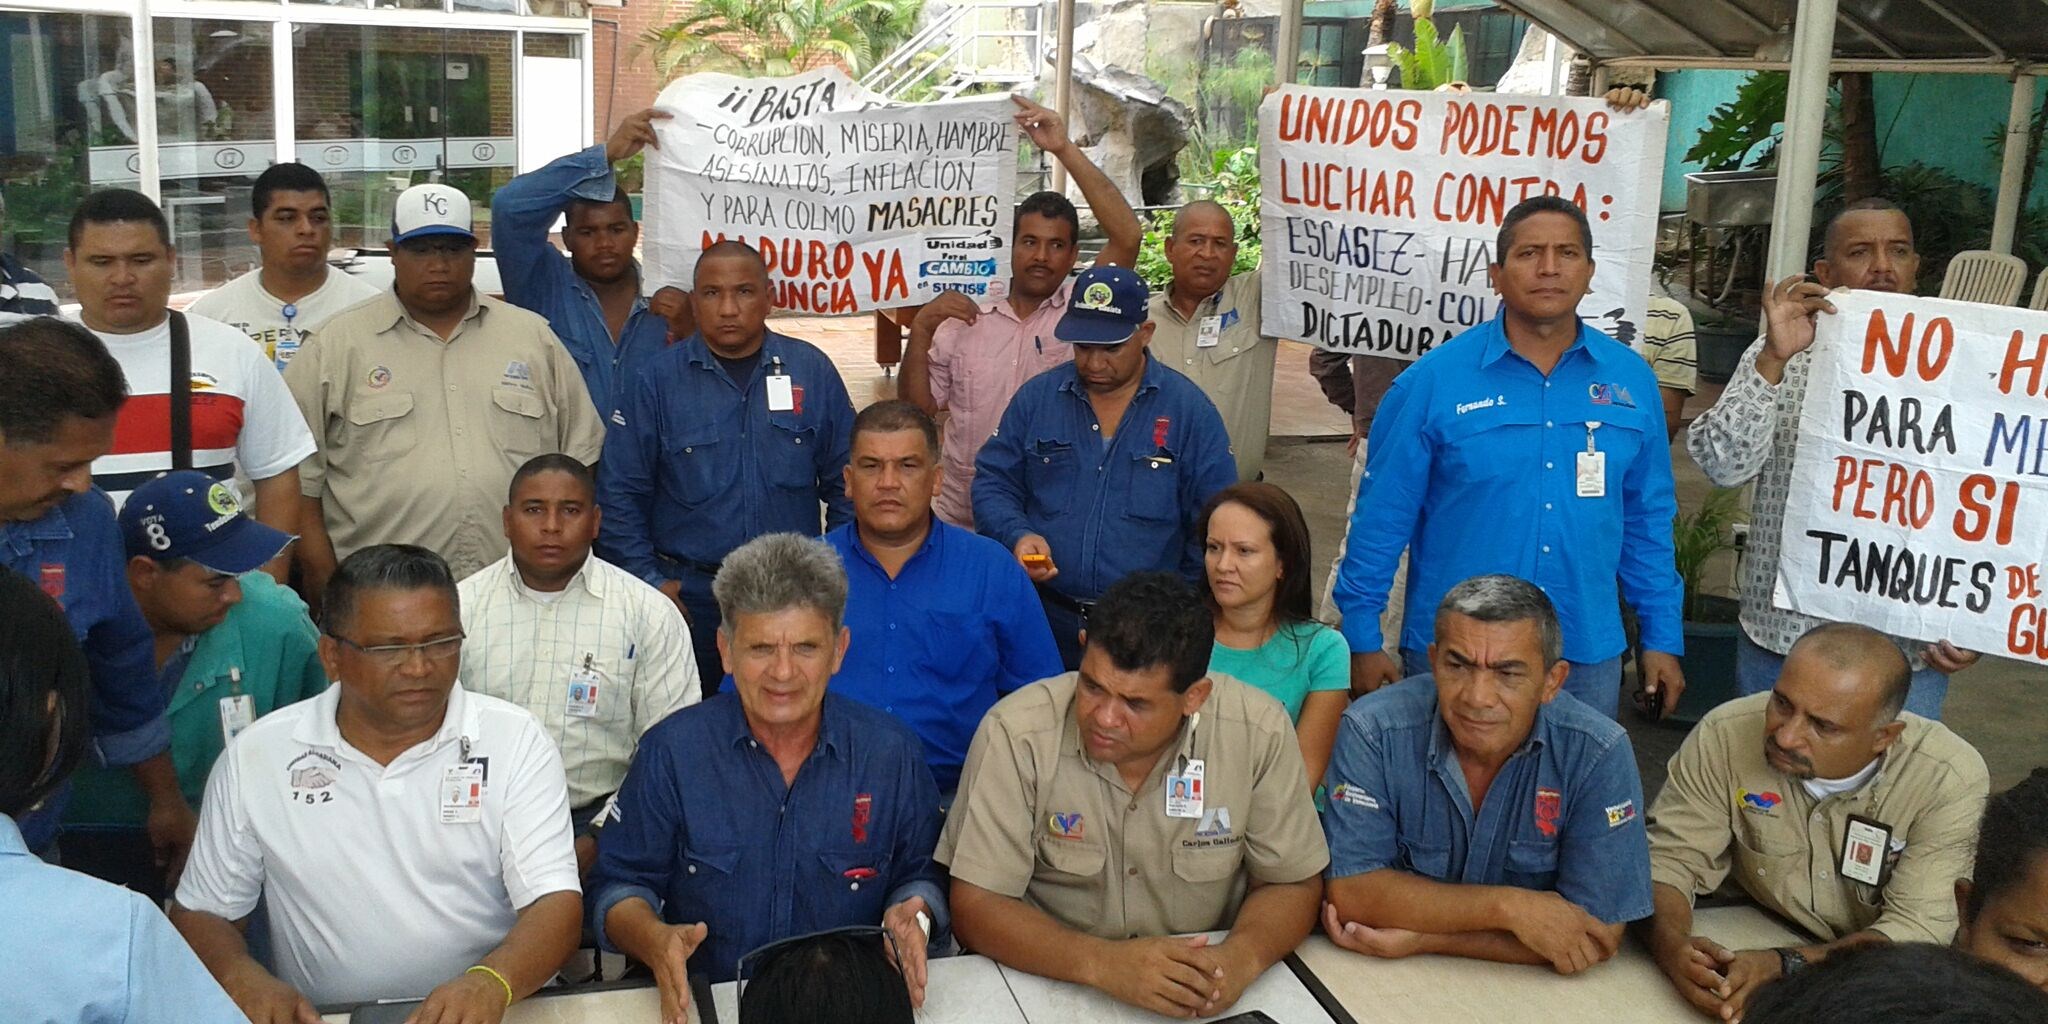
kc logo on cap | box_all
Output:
[392,183,476,245]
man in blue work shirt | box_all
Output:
[590,534,945,1021]
[597,241,855,690]
[1320,575,1652,975]
[825,399,1062,796]
[973,265,1237,669]
[64,470,326,900]
[494,108,681,417]
[0,317,185,866]
[1334,195,1685,719]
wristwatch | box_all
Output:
[1774,946,1809,977]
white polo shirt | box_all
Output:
[176,682,580,1006]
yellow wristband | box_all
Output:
[466,964,514,1008]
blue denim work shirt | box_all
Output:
[1321,676,1654,924]
[588,692,948,981]
[491,143,671,418]
[971,354,1237,602]
[595,331,855,592]
[824,520,1063,792]
[1332,313,1683,663]
[0,490,168,850]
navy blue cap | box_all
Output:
[1055,266,1151,344]
[120,471,293,573]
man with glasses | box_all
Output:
[285,183,605,611]
[172,544,582,1021]
[1146,200,1273,482]
[590,534,944,1024]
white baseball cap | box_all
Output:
[391,183,475,245]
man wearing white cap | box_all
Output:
[284,183,605,609]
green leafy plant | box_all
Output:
[1674,488,1743,622]
[1685,71,1790,171]
[642,0,925,79]
[1385,0,1467,92]
[1137,144,1262,289]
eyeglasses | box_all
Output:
[734,925,900,1018]
[329,631,465,668]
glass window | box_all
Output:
[0,11,134,304]
[523,33,579,59]
[294,25,517,250]
[154,17,275,295]
[525,0,592,15]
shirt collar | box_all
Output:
[170,606,252,712]
[1055,352,1165,398]
[683,330,788,371]
[0,814,28,859]
[843,518,944,575]
[292,679,475,759]
[991,278,1072,325]
[1425,695,1545,771]
[1476,311,1599,371]
[719,691,847,760]
[1154,277,1232,325]
[493,552,606,601]
[375,289,486,339]
[0,499,74,556]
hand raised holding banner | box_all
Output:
[1756,274,1837,385]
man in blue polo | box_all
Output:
[1333,195,1685,719]
[1320,575,1652,975]
[597,240,855,690]
[493,108,678,417]
[825,399,1062,796]
[0,317,181,866]
[63,471,327,897]
[972,265,1237,669]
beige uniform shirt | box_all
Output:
[286,290,605,580]
[1646,693,1988,944]
[1147,270,1275,481]
[937,671,1328,938]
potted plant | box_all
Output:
[1667,487,1745,724]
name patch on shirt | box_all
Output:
[1455,394,1506,416]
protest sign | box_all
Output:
[1776,290,2048,664]
[1257,87,1665,360]
[643,67,1016,313]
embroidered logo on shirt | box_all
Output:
[504,360,532,382]
[1219,308,1241,331]
[188,372,220,392]
[37,563,64,599]
[1739,789,1783,813]
[1534,787,1562,838]
[1588,382,1637,408]
[611,410,627,427]
[1330,783,1380,810]
[366,365,393,390]
[1049,812,1085,840]
[853,793,873,844]
[287,750,341,792]
[1605,799,1637,829]
[1194,807,1233,838]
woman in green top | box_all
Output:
[1200,482,1350,791]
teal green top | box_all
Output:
[1208,620,1349,721]
[66,573,329,826]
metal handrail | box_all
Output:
[863,0,1046,101]
[858,3,970,89]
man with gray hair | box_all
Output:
[1641,620,1989,1022]
[589,533,946,1022]
[1320,574,1652,975]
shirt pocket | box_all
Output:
[1503,838,1561,891]
[1397,837,1452,880]
[488,386,551,462]
[1024,439,1079,519]
[807,846,895,924]
[1171,841,1244,886]
[1123,449,1180,523]
[1034,833,1107,902]
[344,392,418,464]
[676,841,748,924]
[764,419,819,492]
[659,426,726,510]
[1732,824,1807,890]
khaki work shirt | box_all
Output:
[286,290,605,580]
[1647,693,1988,945]
[1147,270,1275,481]
[937,671,1328,938]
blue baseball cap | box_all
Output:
[120,471,293,573]
[1055,266,1151,344]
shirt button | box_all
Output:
[850,881,860,890]
[684,447,693,453]
[1544,381,1552,388]
[886,666,896,673]
[888,623,896,630]
[1127,800,1137,812]
[687,864,697,875]
[1545,461,1554,470]
[1542,545,1551,553]
[1545,420,1553,428]
[1544,502,1553,510]
[794,437,803,444]
[1091,424,1099,431]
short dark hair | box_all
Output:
[1014,190,1079,244]
[320,544,460,637]
[567,185,634,225]
[1823,197,1913,261]
[1966,767,2048,923]
[738,930,914,1024]
[1494,195,1593,265]
[696,239,770,287]
[68,187,171,251]
[1084,572,1214,692]
[1743,942,2048,1024]
[251,162,332,218]
[1786,621,1913,721]
[507,453,596,505]
[1197,482,1314,627]
[0,568,91,818]
[0,317,128,446]
[1435,575,1564,666]
[851,399,938,458]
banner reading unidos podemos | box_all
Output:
[1776,291,2048,664]
[643,68,1015,312]
[1257,87,1666,360]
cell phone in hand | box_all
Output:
[1209,1012,1282,1024]
[350,1000,424,1024]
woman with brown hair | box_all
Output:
[1199,482,1350,791]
